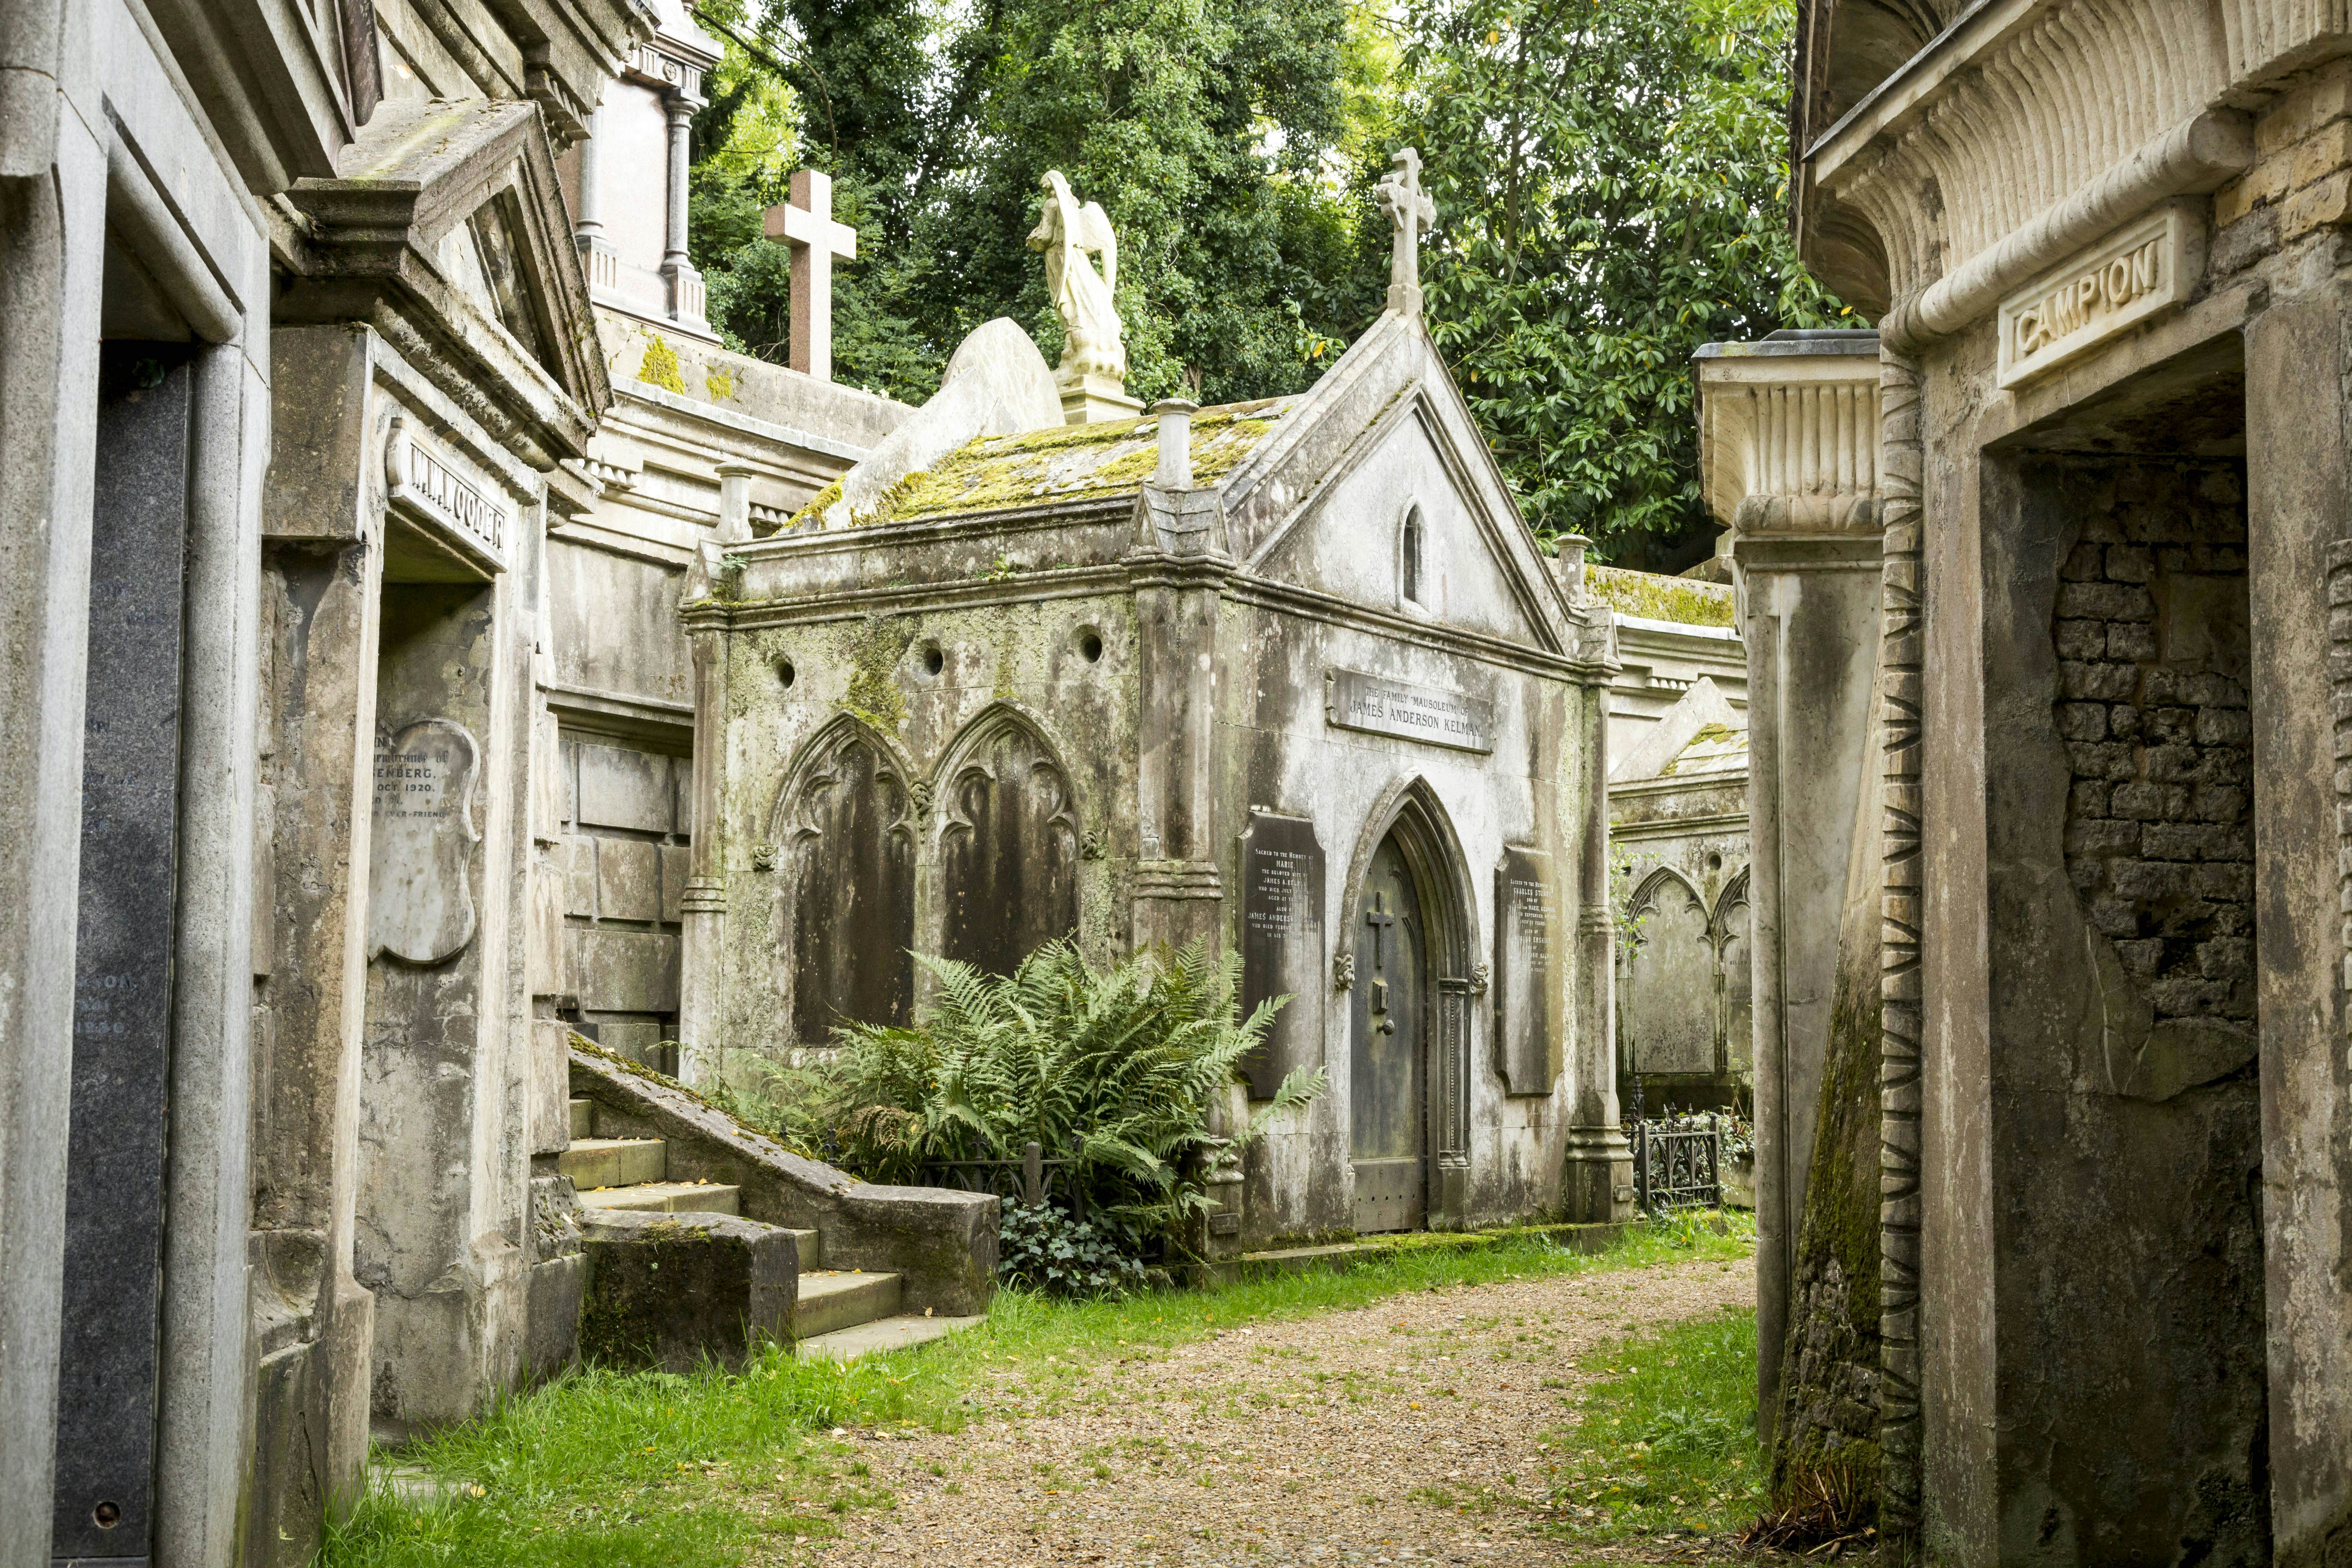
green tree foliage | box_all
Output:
[1403,0,1853,566]
[688,0,1388,406]
[683,0,1842,563]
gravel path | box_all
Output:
[766,1254,1756,1566]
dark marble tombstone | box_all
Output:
[1238,811,1323,1097]
[55,345,194,1561]
[784,724,915,1040]
[1493,846,1563,1094]
[939,717,1079,977]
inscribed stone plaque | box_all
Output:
[1494,847,1564,1095]
[370,718,482,963]
[1325,668,1494,753]
[1995,203,2196,389]
[1239,811,1324,1098]
[386,415,509,569]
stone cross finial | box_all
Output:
[763,169,858,381]
[1375,147,1437,315]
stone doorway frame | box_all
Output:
[1336,777,1480,1227]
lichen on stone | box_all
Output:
[841,613,914,730]
[704,367,736,402]
[786,478,844,528]
[1588,564,1736,628]
[637,333,687,395]
[840,396,1296,528]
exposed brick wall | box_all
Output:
[2055,467,2256,1027]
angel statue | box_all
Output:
[1027,169,1126,383]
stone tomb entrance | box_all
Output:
[1972,339,2268,1557]
[1343,794,1477,1234]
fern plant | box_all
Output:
[828,938,1324,1240]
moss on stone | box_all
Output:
[1588,565,1736,628]
[704,367,736,402]
[787,478,843,529]
[837,397,1294,528]
[841,614,913,731]
[1767,942,1886,1513]
[637,333,687,394]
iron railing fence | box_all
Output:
[917,1140,1089,1221]
[1630,1116,1724,1212]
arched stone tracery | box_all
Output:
[933,707,1082,977]
[769,716,919,1042]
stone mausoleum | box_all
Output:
[1726,2,2352,1559]
[1592,568,1753,1115]
[685,157,1633,1245]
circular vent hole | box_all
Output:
[922,641,945,677]
[1078,628,1105,663]
[777,658,797,689]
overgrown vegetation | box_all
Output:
[325,1220,1753,1568]
[1539,1282,1766,1542]
[996,1200,1147,1297]
[827,939,1323,1243]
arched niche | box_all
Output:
[771,716,918,1042]
[934,707,1080,977]
[1713,866,1753,1074]
[1625,866,1715,1076]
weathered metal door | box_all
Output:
[1351,835,1428,1231]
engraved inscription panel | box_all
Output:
[1239,811,1324,1098]
[1996,205,2196,390]
[1325,668,1495,753]
[368,718,483,964]
[1494,846,1564,1095]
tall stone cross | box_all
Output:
[763,168,858,381]
[1375,147,1437,316]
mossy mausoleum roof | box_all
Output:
[789,396,1298,530]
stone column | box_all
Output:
[714,461,755,546]
[1129,419,1227,957]
[1561,669,1634,1222]
[574,100,605,245]
[573,100,618,296]
[660,94,708,334]
[2246,286,2352,1565]
[1693,331,1884,1436]
[677,600,730,1086]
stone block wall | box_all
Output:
[2214,58,2352,262]
[2054,470,2258,1033]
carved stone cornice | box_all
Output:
[1694,332,1883,537]
[1802,0,2266,348]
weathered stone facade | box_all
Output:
[1606,638,1753,1115]
[693,304,1633,1245]
[1767,2,2352,1559]
[0,1,980,1563]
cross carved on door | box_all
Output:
[1365,891,1395,971]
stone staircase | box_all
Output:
[559,1080,989,1364]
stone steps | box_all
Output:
[564,1097,952,1358]
[796,1312,987,1362]
[577,1180,742,1214]
[789,1269,903,1339]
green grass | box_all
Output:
[1535,1296,1766,1544]
[325,1214,1754,1568]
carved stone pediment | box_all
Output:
[279,98,610,465]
